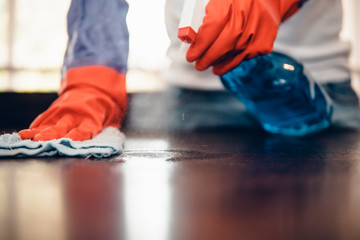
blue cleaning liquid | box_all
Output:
[220,52,333,136]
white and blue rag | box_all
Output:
[0,127,125,158]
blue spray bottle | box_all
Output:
[220,52,333,136]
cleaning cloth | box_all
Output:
[0,127,125,158]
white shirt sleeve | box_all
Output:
[274,0,351,84]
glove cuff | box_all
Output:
[60,66,127,105]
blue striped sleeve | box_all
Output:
[62,0,129,76]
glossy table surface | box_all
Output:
[1,128,360,240]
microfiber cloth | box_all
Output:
[0,127,125,158]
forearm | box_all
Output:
[19,1,129,142]
[62,0,129,76]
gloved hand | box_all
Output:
[186,0,306,75]
[19,66,127,141]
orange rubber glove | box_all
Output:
[186,0,306,75]
[19,66,127,141]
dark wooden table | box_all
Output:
[1,128,360,240]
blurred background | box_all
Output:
[0,0,359,93]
